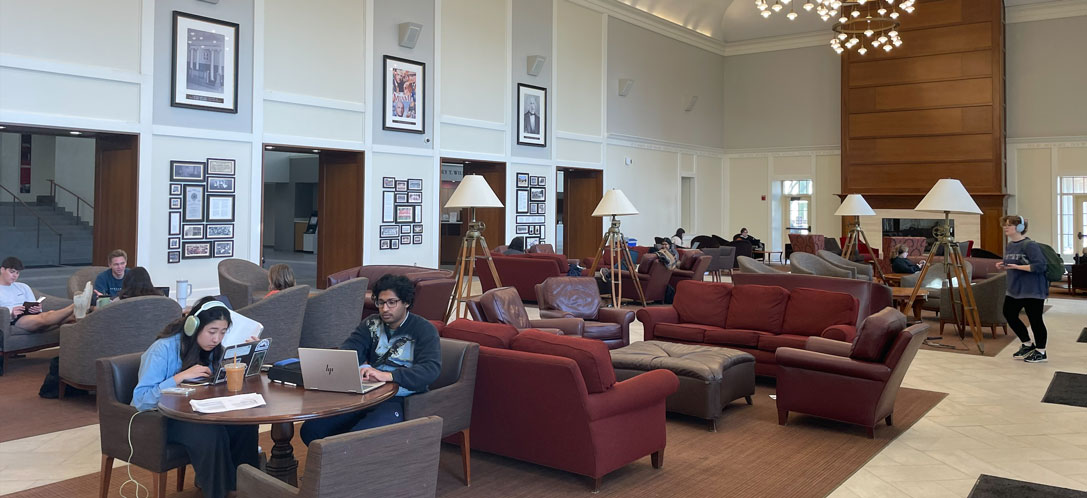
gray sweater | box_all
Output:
[1003,238,1049,300]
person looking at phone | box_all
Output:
[1,256,75,334]
[131,296,258,498]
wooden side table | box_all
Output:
[891,287,928,322]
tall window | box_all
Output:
[1058,176,1087,256]
[783,180,813,235]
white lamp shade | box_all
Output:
[591,188,638,217]
[834,194,876,216]
[914,178,982,214]
[444,175,503,209]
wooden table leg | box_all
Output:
[265,422,298,486]
[912,300,923,322]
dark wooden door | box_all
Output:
[93,135,139,265]
[562,168,603,262]
[317,151,364,289]
[462,162,506,251]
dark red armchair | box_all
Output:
[668,250,712,289]
[466,286,584,336]
[609,254,673,304]
[534,277,633,349]
[774,307,927,438]
[476,254,567,302]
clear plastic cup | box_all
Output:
[224,363,246,392]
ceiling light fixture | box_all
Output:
[759,0,913,55]
[69,131,82,135]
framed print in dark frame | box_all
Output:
[517,173,529,187]
[380,225,399,238]
[213,240,234,258]
[207,176,235,193]
[206,158,235,175]
[383,177,395,189]
[170,183,182,195]
[407,178,423,191]
[182,241,212,259]
[168,251,181,264]
[168,237,181,250]
[169,197,181,210]
[182,224,204,239]
[205,223,234,239]
[183,184,204,222]
[413,234,422,244]
[206,194,235,222]
[169,212,181,235]
[517,83,547,147]
[171,11,240,113]
[383,55,425,133]
[171,161,205,182]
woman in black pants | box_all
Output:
[997,215,1050,363]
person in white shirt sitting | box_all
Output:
[1,257,74,333]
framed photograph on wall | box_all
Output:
[407,192,422,203]
[529,187,545,201]
[182,241,212,259]
[383,177,395,189]
[408,179,423,191]
[517,173,529,188]
[529,176,538,186]
[183,185,204,221]
[382,192,395,222]
[413,205,422,223]
[168,251,181,264]
[401,235,412,245]
[380,225,399,238]
[170,184,182,195]
[526,237,540,247]
[205,223,234,239]
[396,206,413,223]
[169,197,181,210]
[182,224,204,239]
[207,176,235,193]
[395,180,408,192]
[206,194,235,222]
[413,224,423,233]
[171,11,239,113]
[517,83,547,147]
[395,193,408,204]
[537,176,546,186]
[206,158,235,175]
[168,237,181,250]
[528,203,537,214]
[171,161,205,182]
[516,225,528,234]
[390,239,400,250]
[169,212,181,235]
[400,224,411,234]
[213,240,234,258]
[413,234,422,244]
[383,56,425,133]
[380,239,391,250]
[516,190,529,213]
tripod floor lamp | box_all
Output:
[587,189,646,308]
[904,178,986,353]
[444,175,504,321]
[835,194,886,282]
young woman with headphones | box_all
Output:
[131,296,258,498]
[997,215,1050,363]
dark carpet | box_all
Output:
[1042,372,1087,408]
[969,474,1087,497]
[0,349,98,443]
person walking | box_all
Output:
[997,215,1050,363]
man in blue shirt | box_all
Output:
[93,249,130,298]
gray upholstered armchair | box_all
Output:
[818,250,874,281]
[59,295,182,394]
[300,277,368,349]
[68,266,106,299]
[237,416,443,498]
[736,255,784,274]
[237,285,310,363]
[900,261,973,314]
[403,338,479,485]
[218,259,269,309]
[789,252,854,279]
[1,290,72,375]
[939,272,1007,337]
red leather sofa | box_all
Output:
[325,265,455,321]
[439,319,678,490]
[731,272,892,326]
[636,280,858,377]
[476,253,569,302]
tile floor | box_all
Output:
[2,276,1086,497]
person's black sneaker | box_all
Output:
[1012,343,1036,359]
[1023,350,1048,363]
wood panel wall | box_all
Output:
[840,0,1006,252]
[317,151,365,289]
[94,135,139,266]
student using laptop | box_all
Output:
[299,274,441,445]
[131,296,258,498]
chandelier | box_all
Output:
[754,0,916,55]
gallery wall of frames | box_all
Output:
[167,158,237,263]
[515,172,547,246]
[379,176,425,250]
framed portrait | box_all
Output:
[380,225,399,238]
[395,193,408,203]
[413,224,423,233]
[168,237,181,250]
[169,197,182,210]
[182,241,212,259]
[207,176,235,193]
[529,187,545,201]
[383,177,395,189]
[408,179,423,191]
[529,176,538,186]
[383,56,425,133]
[517,83,547,147]
[183,185,204,221]
[206,158,235,175]
[168,251,181,264]
[382,192,395,223]
[171,12,239,113]
[395,180,408,192]
[396,206,413,223]
[537,176,546,186]
[171,161,205,182]
[516,225,528,234]
[413,205,422,223]
[206,194,235,222]
[413,234,422,244]
[380,239,391,250]
[390,239,400,250]
[408,192,422,203]
[213,240,234,258]
[401,235,412,245]
[528,203,537,214]
[535,202,545,214]
[169,212,181,235]
[516,190,528,213]
[182,224,204,239]
[170,183,182,195]
[400,224,412,234]
[205,223,234,239]
[517,173,529,188]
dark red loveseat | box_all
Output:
[476,253,569,302]
[636,280,859,377]
[325,265,455,321]
[439,319,678,490]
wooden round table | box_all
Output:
[158,374,397,485]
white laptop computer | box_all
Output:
[298,348,386,394]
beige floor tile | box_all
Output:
[891,480,964,498]
[867,464,971,482]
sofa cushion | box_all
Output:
[440,319,518,349]
[653,323,706,343]
[757,333,809,352]
[582,321,622,341]
[725,285,790,333]
[781,287,858,336]
[539,277,600,320]
[479,287,532,329]
[703,327,764,348]
[673,281,731,327]
[850,307,907,362]
[511,330,617,393]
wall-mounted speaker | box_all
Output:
[527,55,547,77]
[618,78,634,97]
[398,22,423,49]
[684,95,698,112]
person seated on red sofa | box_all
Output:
[503,236,527,255]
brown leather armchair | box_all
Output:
[668,250,712,289]
[774,308,927,438]
[534,277,633,349]
[466,287,584,336]
[611,254,673,304]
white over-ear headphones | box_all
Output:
[1016,217,1026,234]
[183,300,228,336]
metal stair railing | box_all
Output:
[48,179,94,224]
[0,184,64,263]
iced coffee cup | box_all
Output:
[224,363,246,392]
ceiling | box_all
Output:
[615,0,1060,44]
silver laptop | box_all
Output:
[298,348,386,394]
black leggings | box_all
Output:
[1003,296,1048,349]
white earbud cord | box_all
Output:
[118,410,149,498]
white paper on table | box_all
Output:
[189,393,267,414]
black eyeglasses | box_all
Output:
[375,299,402,309]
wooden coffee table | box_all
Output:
[158,374,397,485]
[891,287,928,322]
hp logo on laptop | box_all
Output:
[325,364,334,375]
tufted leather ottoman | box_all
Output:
[611,341,755,431]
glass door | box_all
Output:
[1075,195,1087,257]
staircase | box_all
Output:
[0,196,93,267]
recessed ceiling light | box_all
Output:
[69,131,82,135]
[312,149,320,153]
[0,125,6,129]
[265,146,274,150]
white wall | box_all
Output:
[1006,16,1087,139]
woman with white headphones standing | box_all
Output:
[131,296,258,498]
[997,215,1050,363]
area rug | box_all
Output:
[1042,372,1087,409]
[9,383,946,498]
[968,474,1087,497]
[0,349,98,443]
[917,318,1017,357]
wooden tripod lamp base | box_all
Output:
[442,175,505,321]
[587,189,643,308]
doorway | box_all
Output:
[439,159,506,267]
[558,167,603,262]
[781,179,813,244]
[1074,194,1087,257]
